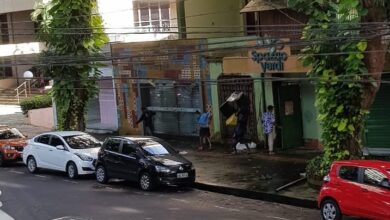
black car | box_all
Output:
[95,136,196,191]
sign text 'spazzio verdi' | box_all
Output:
[251,50,288,73]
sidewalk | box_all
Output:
[165,138,320,201]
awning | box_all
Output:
[240,0,287,13]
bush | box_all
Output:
[306,155,326,181]
[20,95,52,115]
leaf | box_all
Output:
[348,124,355,131]
[337,120,347,132]
[357,41,367,52]
[335,105,344,115]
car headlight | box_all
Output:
[75,153,93,162]
[155,165,171,173]
[3,145,15,150]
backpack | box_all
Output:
[198,113,210,127]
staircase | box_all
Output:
[0,81,45,105]
[0,88,22,105]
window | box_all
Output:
[63,134,101,149]
[0,128,23,140]
[135,138,176,156]
[121,141,137,155]
[0,14,9,44]
[50,136,64,147]
[105,139,121,153]
[339,166,359,182]
[37,135,50,145]
[133,1,170,32]
[363,168,388,187]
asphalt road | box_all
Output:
[0,163,320,220]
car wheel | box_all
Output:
[0,153,3,167]
[96,165,109,184]
[27,156,38,173]
[67,162,79,179]
[321,199,342,220]
[139,172,155,191]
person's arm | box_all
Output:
[136,113,145,124]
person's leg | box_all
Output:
[145,126,152,136]
[268,132,274,154]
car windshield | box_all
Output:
[0,128,24,140]
[63,134,101,149]
[135,139,176,156]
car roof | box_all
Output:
[334,160,390,170]
[37,131,87,137]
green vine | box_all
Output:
[289,0,370,177]
[32,0,108,131]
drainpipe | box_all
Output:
[176,0,186,39]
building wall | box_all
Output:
[300,82,322,148]
[184,0,246,39]
[0,0,34,14]
[111,39,207,136]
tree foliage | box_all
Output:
[32,0,108,131]
[288,0,389,177]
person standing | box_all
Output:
[261,105,276,155]
[232,105,250,154]
[136,107,156,136]
[197,105,212,150]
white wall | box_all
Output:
[0,0,35,14]
[97,0,177,42]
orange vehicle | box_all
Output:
[0,126,27,166]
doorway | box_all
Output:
[274,82,304,149]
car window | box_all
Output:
[63,134,101,149]
[105,139,121,153]
[339,166,359,182]
[50,136,64,147]
[0,128,24,140]
[363,168,388,188]
[37,135,50,145]
[134,138,176,156]
[121,142,137,155]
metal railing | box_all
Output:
[14,81,28,104]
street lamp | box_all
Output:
[23,71,33,96]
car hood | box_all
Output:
[72,147,100,159]
[0,138,27,147]
[148,154,191,166]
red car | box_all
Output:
[0,126,27,166]
[318,160,390,220]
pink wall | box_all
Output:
[28,107,54,129]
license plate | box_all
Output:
[177,173,189,178]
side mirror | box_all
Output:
[179,151,188,155]
[56,145,65,151]
[380,178,390,189]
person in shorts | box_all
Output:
[197,105,212,150]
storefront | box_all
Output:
[111,39,208,136]
[208,36,321,149]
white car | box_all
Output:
[23,131,101,179]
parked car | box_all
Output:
[95,136,196,191]
[318,160,390,220]
[0,126,27,166]
[23,131,102,179]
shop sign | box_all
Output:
[251,38,288,73]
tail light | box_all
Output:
[323,174,331,183]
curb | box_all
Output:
[194,182,318,209]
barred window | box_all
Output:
[133,1,171,32]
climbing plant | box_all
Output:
[32,0,108,131]
[288,0,390,178]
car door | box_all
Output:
[335,166,365,216]
[360,168,390,219]
[117,141,139,181]
[33,135,52,168]
[46,135,68,171]
[102,138,123,177]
